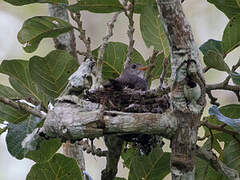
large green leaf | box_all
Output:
[0,85,29,124]
[140,5,170,58]
[26,153,83,180]
[122,146,170,180]
[3,0,68,6]
[67,0,156,14]
[6,115,41,160]
[203,50,230,72]
[67,0,122,13]
[25,138,62,163]
[18,16,73,53]
[207,0,240,19]
[222,14,240,55]
[195,157,222,180]
[0,60,49,107]
[223,140,240,174]
[92,42,145,80]
[199,39,223,55]
[29,50,78,98]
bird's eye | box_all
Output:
[131,64,137,69]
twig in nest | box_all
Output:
[120,0,135,68]
[70,11,92,58]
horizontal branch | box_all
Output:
[196,145,239,179]
[0,96,46,119]
[40,97,178,140]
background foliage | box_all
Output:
[0,0,240,179]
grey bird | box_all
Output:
[104,63,148,91]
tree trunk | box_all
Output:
[155,0,205,179]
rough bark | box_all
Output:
[156,0,205,179]
[48,4,85,171]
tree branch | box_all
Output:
[93,12,121,90]
[0,96,45,119]
[48,4,85,171]
[120,0,135,68]
[70,11,92,58]
[155,0,205,179]
[39,97,177,140]
[196,146,239,179]
[48,4,77,59]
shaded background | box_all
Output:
[0,0,238,179]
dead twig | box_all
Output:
[70,11,92,58]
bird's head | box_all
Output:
[122,63,148,79]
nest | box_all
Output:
[83,87,171,154]
[84,88,170,114]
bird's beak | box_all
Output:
[138,66,149,71]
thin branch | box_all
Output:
[78,139,107,157]
[203,67,210,73]
[120,0,135,68]
[196,145,239,179]
[0,96,45,119]
[206,58,240,104]
[94,12,121,89]
[159,57,169,88]
[145,49,160,83]
[70,11,92,58]
[201,121,239,136]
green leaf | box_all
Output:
[223,140,240,173]
[26,153,83,180]
[140,5,170,57]
[231,72,240,85]
[18,16,73,53]
[195,157,222,180]
[3,0,68,6]
[0,60,50,107]
[67,0,122,13]
[146,53,171,80]
[0,84,22,99]
[29,50,78,98]
[207,0,240,19]
[25,138,62,163]
[92,42,145,80]
[219,104,240,119]
[199,39,223,55]
[222,14,240,55]
[0,85,29,124]
[203,50,230,72]
[122,146,170,180]
[67,0,156,14]
[6,115,41,160]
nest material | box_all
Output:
[84,88,170,114]
[84,87,170,155]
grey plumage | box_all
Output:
[104,63,148,91]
